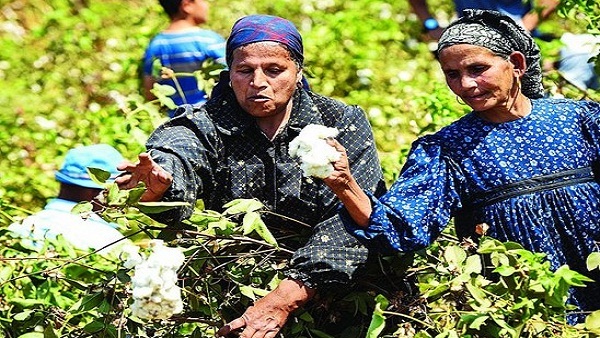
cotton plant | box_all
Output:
[289,124,341,178]
[120,240,186,320]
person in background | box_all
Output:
[409,0,599,91]
[8,144,127,254]
[117,14,386,338]
[324,9,600,321]
[142,0,226,117]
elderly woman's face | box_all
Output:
[439,44,517,114]
[229,42,302,119]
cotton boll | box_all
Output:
[127,240,186,320]
[132,286,153,299]
[289,124,341,178]
[120,245,144,269]
[161,286,182,302]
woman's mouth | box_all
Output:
[248,95,270,102]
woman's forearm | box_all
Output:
[330,176,372,227]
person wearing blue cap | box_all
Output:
[117,14,386,338]
[8,144,128,254]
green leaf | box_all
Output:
[554,265,594,287]
[9,298,48,307]
[366,294,389,338]
[308,329,335,338]
[153,82,176,96]
[477,238,505,254]
[151,58,163,77]
[494,265,516,277]
[223,198,264,214]
[125,183,147,205]
[468,315,489,330]
[585,309,600,330]
[464,255,482,275]
[242,211,278,246]
[239,285,269,301]
[87,167,111,185]
[151,83,178,109]
[71,201,93,215]
[83,320,106,333]
[136,201,189,214]
[444,245,467,266]
[107,183,127,205]
[44,324,59,338]
[465,282,491,308]
[78,292,105,312]
[13,310,33,321]
[586,252,600,271]
[242,211,259,235]
[423,283,449,300]
[16,333,44,338]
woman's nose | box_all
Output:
[460,75,477,89]
[251,70,267,88]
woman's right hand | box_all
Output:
[322,139,372,227]
[115,152,173,202]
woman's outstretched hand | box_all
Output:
[115,152,173,202]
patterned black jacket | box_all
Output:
[145,87,386,289]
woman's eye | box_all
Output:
[444,71,459,79]
[267,68,283,74]
[470,66,487,74]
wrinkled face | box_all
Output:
[439,44,517,114]
[229,42,302,119]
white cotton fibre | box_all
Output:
[288,124,341,178]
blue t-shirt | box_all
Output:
[143,28,226,111]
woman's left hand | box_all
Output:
[322,138,353,192]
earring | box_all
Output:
[228,81,232,88]
[456,95,466,105]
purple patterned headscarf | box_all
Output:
[226,14,304,67]
[437,9,544,99]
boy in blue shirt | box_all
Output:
[142,0,226,117]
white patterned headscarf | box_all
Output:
[437,9,544,99]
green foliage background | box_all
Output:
[0,0,599,337]
[1,0,598,213]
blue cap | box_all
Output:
[55,144,124,189]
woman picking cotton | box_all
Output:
[117,14,385,338]
[324,9,600,320]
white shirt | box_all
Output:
[8,198,129,255]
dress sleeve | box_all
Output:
[347,137,464,253]
[144,105,222,226]
[287,104,387,289]
[581,100,600,160]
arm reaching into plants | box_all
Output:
[115,152,173,202]
[322,139,372,228]
[217,278,316,338]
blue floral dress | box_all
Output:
[348,98,600,312]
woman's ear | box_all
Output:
[508,51,527,76]
[296,68,303,85]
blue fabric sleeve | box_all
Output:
[581,100,600,159]
[346,138,464,252]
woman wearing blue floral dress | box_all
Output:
[324,9,600,316]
